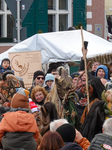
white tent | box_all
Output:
[1,29,112,64]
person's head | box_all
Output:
[38,131,64,150]
[95,65,109,79]
[78,71,86,86]
[33,70,45,86]
[51,69,59,78]
[56,123,76,142]
[103,118,112,136]
[11,87,29,109]
[88,76,105,100]
[70,72,82,88]
[31,85,48,103]
[77,91,87,106]
[91,61,100,72]
[45,73,55,88]
[29,101,39,118]
[50,118,69,131]
[1,58,10,69]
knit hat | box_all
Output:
[70,72,80,79]
[33,70,45,80]
[1,58,10,65]
[56,124,76,142]
[11,87,29,109]
[45,73,55,83]
[29,101,39,113]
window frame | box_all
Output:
[48,0,72,32]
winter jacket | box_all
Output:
[60,142,83,150]
[88,133,112,150]
[77,137,90,150]
[0,65,14,74]
[0,111,39,150]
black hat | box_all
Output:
[33,70,45,80]
[1,58,10,65]
[56,124,76,142]
[70,72,80,79]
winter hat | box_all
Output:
[45,73,55,83]
[33,70,45,80]
[1,58,10,65]
[95,65,108,79]
[11,87,29,109]
[70,72,80,79]
[29,101,39,113]
[56,123,76,142]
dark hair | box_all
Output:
[81,101,106,142]
[68,27,76,30]
[38,131,64,150]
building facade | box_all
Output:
[0,0,105,53]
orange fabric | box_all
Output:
[80,98,99,124]
[0,111,39,143]
[77,137,90,150]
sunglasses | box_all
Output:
[37,77,45,80]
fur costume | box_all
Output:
[0,71,21,105]
[45,67,80,130]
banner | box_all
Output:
[9,51,42,89]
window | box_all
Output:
[48,0,55,10]
[7,15,15,38]
[48,0,72,32]
[59,14,68,31]
[59,0,68,10]
[0,0,14,38]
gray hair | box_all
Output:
[103,118,112,136]
[50,118,68,131]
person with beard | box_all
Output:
[80,76,105,124]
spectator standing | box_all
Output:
[88,118,112,150]
[31,85,48,109]
[56,124,83,150]
[0,87,39,150]
[95,65,110,81]
[44,73,55,92]
[38,131,64,150]
[0,58,14,74]
[29,70,45,97]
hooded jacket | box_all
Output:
[95,65,109,80]
[0,111,39,150]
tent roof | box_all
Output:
[1,29,112,64]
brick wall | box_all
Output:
[87,0,105,38]
[0,46,13,54]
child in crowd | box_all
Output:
[29,100,40,119]
[0,58,14,74]
[0,87,39,150]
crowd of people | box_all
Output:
[0,51,112,150]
